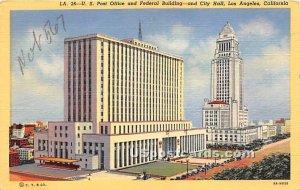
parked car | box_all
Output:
[143,174,151,180]
[136,174,143,180]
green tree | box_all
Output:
[212,153,290,180]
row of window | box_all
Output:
[111,123,191,135]
[107,40,183,122]
[67,39,92,122]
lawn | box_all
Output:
[119,161,198,177]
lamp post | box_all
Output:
[214,142,217,164]
[186,158,189,176]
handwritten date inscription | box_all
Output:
[17,14,66,75]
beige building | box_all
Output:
[281,119,291,134]
[64,34,185,131]
[260,125,277,139]
[206,126,260,145]
[206,124,277,145]
[35,30,206,170]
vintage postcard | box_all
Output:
[0,0,300,190]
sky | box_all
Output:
[11,9,290,127]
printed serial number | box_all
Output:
[273,182,288,185]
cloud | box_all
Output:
[184,36,216,127]
[244,36,290,120]
[171,24,193,36]
[12,52,64,123]
[12,66,64,123]
[245,36,289,81]
[146,24,193,54]
[237,18,278,40]
[185,36,216,91]
[186,36,216,67]
[37,57,64,78]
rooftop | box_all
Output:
[36,157,79,163]
[64,33,183,60]
[208,100,228,105]
[219,22,236,39]
[275,119,285,124]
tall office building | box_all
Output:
[64,35,185,132]
[203,23,252,145]
[35,27,206,170]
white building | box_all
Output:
[202,23,266,145]
[35,26,206,170]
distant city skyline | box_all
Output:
[11,9,290,127]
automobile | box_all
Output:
[187,173,192,177]
[136,174,143,180]
[143,174,151,180]
[181,175,187,179]
[192,171,197,175]
[175,176,181,180]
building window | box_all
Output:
[77,133,80,138]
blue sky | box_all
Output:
[11,9,290,127]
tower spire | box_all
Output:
[138,20,143,41]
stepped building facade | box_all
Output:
[203,23,275,145]
[35,27,206,170]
